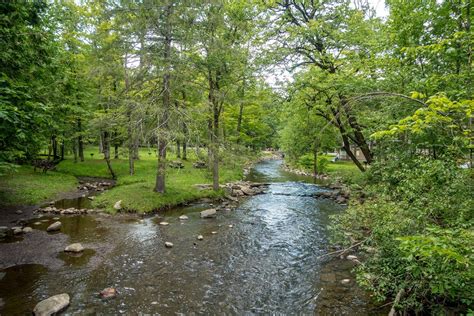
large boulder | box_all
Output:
[33,293,70,316]
[200,208,217,218]
[46,221,61,232]
[64,243,84,253]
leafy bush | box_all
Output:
[297,153,329,174]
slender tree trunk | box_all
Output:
[52,135,58,161]
[73,140,78,163]
[77,119,84,162]
[114,144,119,159]
[60,139,65,161]
[331,108,366,172]
[209,75,220,191]
[313,139,319,176]
[182,137,187,160]
[340,95,373,164]
[154,2,172,193]
[102,131,116,179]
[177,140,181,158]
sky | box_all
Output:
[369,0,389,18]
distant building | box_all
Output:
[337,143,372,162]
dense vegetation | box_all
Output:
[0,0,472,314]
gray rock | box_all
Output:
[13,227,23,235]
[15,210,23,214]
[22,227,33,233]
[341,279,351,285]
[33,222,41,226]
[159,221,169,226]
[33,293,70,316]
[0,226,9,238]
[200,208,217,218]
[197,235,204,240]
[164,241,174,248]
[178,215,189,220]
[241,186,255,196]
[113,200,122,210]
[65,243,84,253]
[46,221,61,232]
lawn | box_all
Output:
[0,165,78,206]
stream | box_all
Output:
[0,159,382,315]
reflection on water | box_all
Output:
[0,159,381,314]
[0,264,47,315]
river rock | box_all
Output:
[200,208,217,218]
[33,222,41,226]
[12,227,23,235]
[0,226,9,238]
[232,189,245,197]
[113,200,122,210]
[178,215,189,220]
[341,279,351,285]
[46,221,61,232]
[15,210,23,214]
[22,227,33,233]
[211,231,217,234]
[164,241,174,248]
[65,243,84,253]
[346,255,358,261]
[241,186,255,196]
[228,224,233,228]
[88,196,95,200]
[33,293,70,316]
[197,235,203,240]
[159,222,169,226]
[100,287,116,299]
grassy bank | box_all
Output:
[285,154,362,183]
[1,146,256,213]
[0,166,78,206]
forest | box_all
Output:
[0,0,473,315]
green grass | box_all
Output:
[57,146,253,213]
[0,165,78,206]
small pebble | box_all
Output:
[197,235,204,240]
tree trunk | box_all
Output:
[77,119,84,162]
[114,144,119,159]
[331,108,366,172]
[52,135,58,161]
[60,139,65,161]
[102,131,116,179]
[182,139,187,160]
[73,139,78,163]
[340,95,373,164]
[176,140,181,158]
[313,138,319,176]
[209,75,220,191]
[154,2,172,193]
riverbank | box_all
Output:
[0,147,259,216]
[1,158,382,315]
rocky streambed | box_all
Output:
[0,159,382,315]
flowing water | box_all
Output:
[0,160,382,315]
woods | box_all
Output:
[0,0,473,314]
